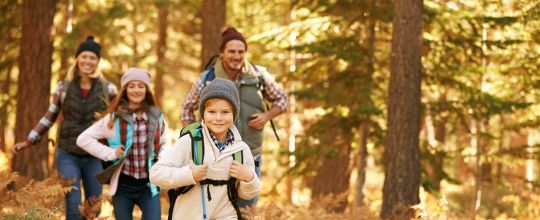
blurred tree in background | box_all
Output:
[12,0,55,180]
[381,0,423,218]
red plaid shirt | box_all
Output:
[122,113,150,179]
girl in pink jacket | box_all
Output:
[77,68,168,220]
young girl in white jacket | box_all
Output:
[77,68,168,220]
[150,78,259,220]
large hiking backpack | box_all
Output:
[167,122,244,220]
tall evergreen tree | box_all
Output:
[12,0,56,180]
[201,0,226,70]
[155,1,169,106]
[0,0,20,153]
[381,0,423,218]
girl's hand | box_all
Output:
[115,145,125,158]
[189,160,208,182]
[12,141,30,154]
[230,160,254,182]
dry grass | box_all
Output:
[256,194,377,220]
[0,170,72,219]
[1,145,539,220]
[2,173,539,219]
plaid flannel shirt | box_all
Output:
[209,129,235,152]
[122,113,149,179]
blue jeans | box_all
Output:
[238,155,261,208]
[55,149,103,220]
[112,182,160,220]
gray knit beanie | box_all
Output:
[199,78,240,121]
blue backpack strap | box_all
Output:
[192,127,204,165]
[250,62,260,72]
[189,126,207,219]
[200,67,216,87]
[148,113,165,197]
[106,116,120,147]
[123,121,133,151]
[107,113,133,164]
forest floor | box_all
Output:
[2,149,540,219]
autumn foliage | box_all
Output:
[0,171,71,219]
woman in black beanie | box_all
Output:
[13,35,118,219]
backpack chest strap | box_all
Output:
[199,178,237,202]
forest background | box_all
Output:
[1,0,540,219]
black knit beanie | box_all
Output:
[220,27,247,51]
[76,35,101,58]
[199,78,240,121]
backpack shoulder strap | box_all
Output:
[249,64,281,142]
[180,122,205,165]
[180,122,202,137]
[168,122,204,220]
[60,79,71,105]
[203,55,219,70]
[200,67,215,87]
[108,114,129,148]
[158,114,164,135]
[250,63,266,92]
[98,78,110,102]
[232,150,244,164]
[192,127,204,165]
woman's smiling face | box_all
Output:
[77,51,99,77]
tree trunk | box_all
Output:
[311,129,352,212]
[356,0,376,207]
[0,126,4,152]
[282,0,296,203]
[455,123,469,181]
[1,65,13,152]
[59,0,73,78]
[155,3,168,107]
[471,23,491,219]
[283,83,295,203]
[423,94,447,192]
[381,0,423,218]
[496,115,506,182]
[526,129,538,186]
[471,119,482,220]
[434,93,447,142]
[12,0,56,180]
[129,4,140,67]
[355,122,369,206]
[201,0,226,70]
